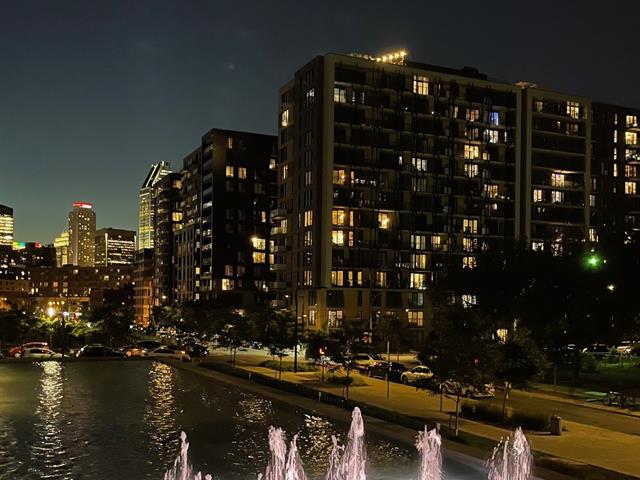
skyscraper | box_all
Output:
[138,161,172,250]
[68,202,96,266]
[0,204,14,247]
[95,228,136,266]
[54,230,70,266]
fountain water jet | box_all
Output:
[415,427,442,480]
[487,427,532,480]
[163,431,212,480]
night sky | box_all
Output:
[2,0,640,243]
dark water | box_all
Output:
[0,361,484,479]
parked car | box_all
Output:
[582,344,612,354]
[352,353,384,371]
[76,344,126,358]
[121,345,148,357]
[367,361,407,382]
[10,341,49,358]
[22,347,62,359]
[147,347,190,362]
[400,365,433,385]
[442,380,495,399]
[180,343,209,357]
[136,340,161,351]
[616,341,638,355]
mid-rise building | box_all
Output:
[0,204,14,247]
[13,241,56,268]
[54,231,70,267]
[95,228,136,266]
[68,202,96,266]
[153,173,182,305]
[138,161,172,250]
[29,264,133,297]
[174,128,277,308]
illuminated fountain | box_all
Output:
[165,407,532,480]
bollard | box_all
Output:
[318,391,322,402]
[550,415,562,435]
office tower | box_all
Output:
[13,241,56,268]
[275,52,522,342]
[138,161,172,250]
[519,86,592,254]
[133,248,154,327]
[95,228,136,266]
[591,103,640,246]
[152,173,182,305]
[54,231,70,267]
[0,204,14,247]
[174,128,277,308]
[68,202,96,266]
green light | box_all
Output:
[586,254,602,269]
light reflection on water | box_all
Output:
[0,361,483,480]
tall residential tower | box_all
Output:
[138,161,172,250]
[68,202,96,267]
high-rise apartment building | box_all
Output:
[133,248,154,327]
[174,128,277,308]
[68,202,96,266]
[95,228,136,266]
[54,231,70,267]
[153,173,182,305]
[138,161,172,250]
[0,204,14,247]
[275,52,526,341]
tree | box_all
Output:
[420,306,498,435]
[495,329,547,422]
[255,308,296,378]
[375,312,410,361]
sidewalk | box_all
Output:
[219,358,640,479]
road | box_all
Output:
[213,347,640,437]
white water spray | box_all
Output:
[487,427,532,480]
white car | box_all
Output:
[353,354,384,371]
[147,347,190,362]
[400,366,433,385]
[22,347,62,359]
[616,341,637,355]
[442,380,495,399]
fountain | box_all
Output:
[165,407,532,480]
[486,428,532,480]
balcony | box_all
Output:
[272,244,287,253]
[271,208,288,220]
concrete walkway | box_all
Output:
[226,360,640,479]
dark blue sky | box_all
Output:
[2,0,640,242]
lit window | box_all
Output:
[488,111,500,125]
[304,230,313,247]
[304,210,313,227]
[327,310,343,328]
[227,137,234,149]
[305,88,315,106]
[224,265,233,276]
[412,75,429,95]
[348,231,355,247]
[252,237,266,250]
[407,311,424,327]
[463,218,478,234]
[281,109,290,127]
[625,181,637,195]
[551,173,565,188]
[281,164,289,180]
[626,131,637,145]
[225,166,234,178]
[590,194,596,207]
[305,170,313,186]
[614,130,618,144]
[613,163,619,177]
[412,177,427,192]
[566,101,580,119]
[308,310,317,326]
[303,270,312,286]
[252,252,266,263]
[532,241,544,251]
[238,167,247,179]
[463,256,476,269]
[484,184,498,198]
[589,228,598,243]
[462,294,477,308]
[486,129,499,144]
[534,100,544,112]
[566,123,579,135]
[431,235,441,250]
[376,271,387,287]
[464,144,479,159]
[626,115,637,127]
[378,212,391,229]
[332,230,345,246]
[411,254,427,269]
[333,87,347,103]
[551,191,564,203]
[332,209,346,226]
[410,273,426,290]
[222,279,234,291]
[331,270,344,286]
[462,238,477,252]
[411,234,427,250]
[625,165,637,177]
[464,164,479,178]
[533,189,544,203]
[412,157,427,171]
[466,108,480,122]
[333,169,347,185]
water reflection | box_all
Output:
[29,361,71,479]
[144,362,179,464]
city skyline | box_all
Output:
[4,1,640,242]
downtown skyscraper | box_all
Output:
[0,204,14,247]
[68,202,96,267]
[138,161,172,250]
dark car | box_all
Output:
[367,361,407,382]
[76,344,126,358]
[136,340,161,350]
[180,343,209,357]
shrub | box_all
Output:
[580,353,599,373]
[325,371,367,386]
[259,360,317,372]
[461,400,512,424]
[511,409,550,431]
